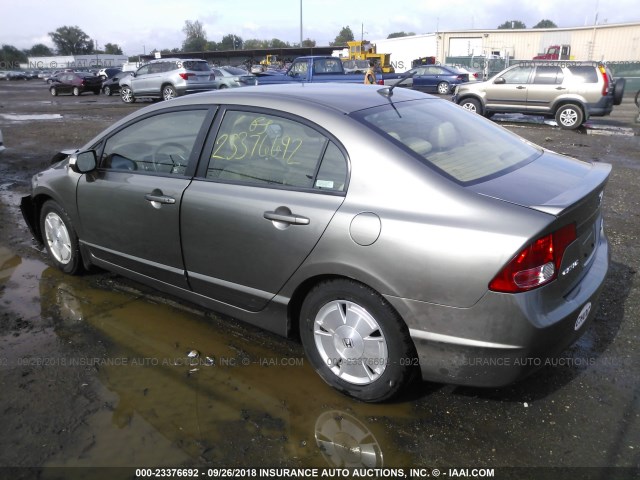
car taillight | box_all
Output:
[377,79,384,85]
[489,223,577,293]
[598,64,609,96]
[179,73,196,80]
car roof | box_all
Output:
[155,83,432,115]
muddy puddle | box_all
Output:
[0,245,419,469]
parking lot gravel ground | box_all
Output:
[0,81,638,479]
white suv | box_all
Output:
[120,58,222,103]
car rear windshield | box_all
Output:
[354,99,542,184]
[182,61,211,72]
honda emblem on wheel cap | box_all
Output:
[343,338,354,348]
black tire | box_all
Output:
[162,84,177,101]
[635,89,640,109]
[612,78,625,106]
[121,86,135,103]
[299,279,418,402]
[437,81,450,95]
[50,87,58,96]
[459,97,482,114]
[103,86,112,96]
[555,104,584,130]
[72,86,81,96]
[39,200,83,275]
[219,84,228,89]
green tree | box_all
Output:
[387,31,416,39]
[182,20,208,52]
[331,26,355,46]
[269,38,290,48]
[49,25,94,54]
[206,41,218,51]
[1,44,27,64]
[301,38,316,47]
[220,34,243,50]
[103,43,123,55]
[497,20,526,29]
[28,43,54,56]
[533,19,558,28]
[244,39,268,49]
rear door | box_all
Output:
[181,108,349,311]
[526,66,564,114]
[76,107,213,287]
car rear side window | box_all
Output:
[100,110,208,175]
[356,99,541,184]
[206,110,347,191]
[568,66,598,83]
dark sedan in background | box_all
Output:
[21,84,610,402]
[101,70,133,96]
[385,65,470,94]
[49,72,102,96]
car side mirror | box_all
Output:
[70,150,97,174]
[494,77,506,85]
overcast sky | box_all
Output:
[2,0,639,55]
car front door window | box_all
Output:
[101,110,208,175]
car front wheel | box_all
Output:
[121,86,135,103]
[162,85,177,100]
[555,104,584,130]
[459,97,481,114]
[299,279,417,402]
[437,81,450,94]
[40,200,83,275]
[50,87,57,96]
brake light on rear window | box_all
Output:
[179,73,196,80]
[489,223,577,293]
[598,64,609,96]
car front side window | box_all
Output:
[500,66,533,84]
[100,110,208,175]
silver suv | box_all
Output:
[120,58,222,103]
[452,61,625,129]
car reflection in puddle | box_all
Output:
[22,261,417,468]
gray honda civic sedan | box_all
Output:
[21,83,610,402]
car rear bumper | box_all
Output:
[385,226,609,387]
[586,96,614,117]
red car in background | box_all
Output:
[49,72,102,96]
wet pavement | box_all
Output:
[0,81,639,478]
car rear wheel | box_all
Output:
[72,86,81,96]
[459,98,481,114]
[121,86,135,103]
[437,82,450,95]
[555,104,584,130]
[299,279,417,402]
[50,87,57,96]
[103,86,112,96]
[40,200,83,275]
[162,85,177,101]
[219,84,228,89]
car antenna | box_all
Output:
[377,70,417,98]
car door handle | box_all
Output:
[555,87,566,90]
[263,211,310,225]
[145,193,176,204]
[516,86,526,89]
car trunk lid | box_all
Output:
[471,151,611,294]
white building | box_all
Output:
[372,22,640,72]
[24,54,129,70]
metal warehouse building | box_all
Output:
[372,22,640,72]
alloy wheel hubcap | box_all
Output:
[44,212,72,264]
[560,110,577,126]
[313,300,388,385]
